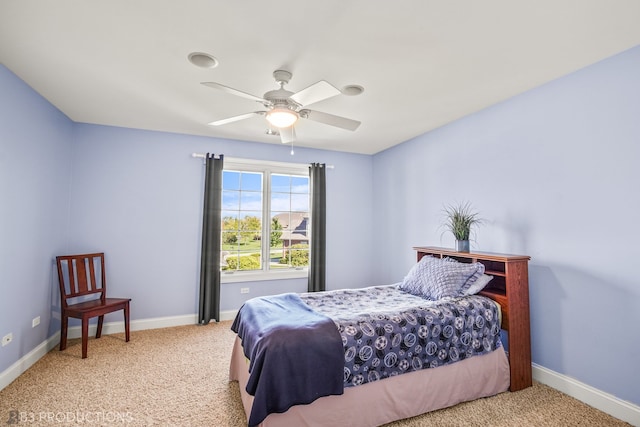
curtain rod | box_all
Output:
[191,153,334,168]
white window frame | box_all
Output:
[221,157,310,283]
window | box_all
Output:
[221,158,310,282]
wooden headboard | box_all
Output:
[413,246,532,391]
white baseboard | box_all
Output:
[61,310,238,339]
[0,333,60,391]
[65,310,238,338]
[65,313,199,338]
[533,363,640,427]
[220,309,238,321]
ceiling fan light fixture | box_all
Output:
[266,108,298,128]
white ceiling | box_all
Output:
[1,1,639,155]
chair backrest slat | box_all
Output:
[75,257,89,293]
[56,253,106,307]
[89,257,97,292]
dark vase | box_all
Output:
[456,240,470,252]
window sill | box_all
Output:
[221,269,308,283]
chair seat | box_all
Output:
[65,297,131,317]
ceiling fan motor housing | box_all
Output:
[263,88,298,110]
[272,69,292,85]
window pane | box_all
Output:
[271,193,291,211]
[291,193,309,212]
[243,214,262,231]
[240,191,262,211]
[222,217,239,232]
[222,171,263,272]
[222,231,239,246]
[269,216,284,247]
[222,252,262,272]
[291,176,309,193]
[241,172,262,191]
[222,191,240,210]
[223,171,240,190]
[279,246,309,268]
[271,174,291,193]
[269,173,309,272]
[222,211,239,225]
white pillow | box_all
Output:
[463,274,493,295]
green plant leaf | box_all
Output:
[441,201,483,241]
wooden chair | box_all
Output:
[56,252,131,358]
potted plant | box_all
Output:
[442,202,483,252]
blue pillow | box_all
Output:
[399,256,485,300]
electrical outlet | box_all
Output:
[2,333,12,347]
[240,287,250,294]
[32,316,41,328]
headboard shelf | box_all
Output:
[413,246,532,391]
[485,270,507,277]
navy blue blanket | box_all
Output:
[231,293,344,427]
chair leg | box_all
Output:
[96,315,104,339]
[81,318,89,359]
[59,314,68,351]
[124,302,130,343]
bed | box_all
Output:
[229,247,531,427]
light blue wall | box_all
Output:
[372,46,640,405]
[0,65,73,373]
[67,124,375,320]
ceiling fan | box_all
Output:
[202,70,361,144]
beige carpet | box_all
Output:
[0,322,630,427]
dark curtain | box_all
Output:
[199,154,224,324]
[308,163,326,292]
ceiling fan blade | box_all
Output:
[201,82,267,103]
[279,126,296,144]
[301,109,361,131]
[290,80,341,107]
[208,111,263,126]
